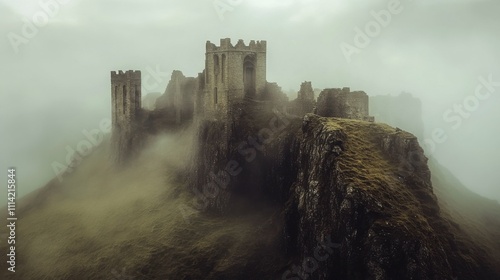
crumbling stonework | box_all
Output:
[104,40,500,280]
[110,39,376,165]
[262,82,288,105]
[298,81,315,101]
[201,38,267,121]
[316,87,374,121]
[155,70,198,124]
[110,70,142,163]
[288,81,316,116]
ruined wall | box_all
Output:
[262,82,288,104]
[316,87,373,121]
[155,70,198,124]
[288,81,316,117]
[110,70,142,163]
[298,81,315,101]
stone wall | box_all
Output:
[155,70,198,124]
[203,38,267,122]
[316,87,373,121]
[287,81,316,117]
[110,70,142,163]
[298,81,315,101]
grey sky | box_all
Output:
[1,0,499,202]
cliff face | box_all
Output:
[5,107,499,279]
[194,112,499,279]
[279,115,492,279]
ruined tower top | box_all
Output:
[111,70,141,83]
[298,81,315,101]
[206,38,267,53]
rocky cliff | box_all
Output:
[2,110,499,279]
[278,115,498,279]
[193,109,500,279]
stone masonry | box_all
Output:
[316,87,374,121]
[202,38,267,121]
[110,70,142,163]
[288,81,316,116]
[110,39,375,164]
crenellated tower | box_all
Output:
[202,38,267,120]
[110,70,142,163]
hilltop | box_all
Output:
[1,115,499,279]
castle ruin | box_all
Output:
[110,38,374,163]
[200,38,267,120]
[288,81,316,116]
[316,87,374,122]
[110,70,142,163]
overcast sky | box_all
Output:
[1,0,499,202]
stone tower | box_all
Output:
[110,70,142,163]
[203,38,267,120]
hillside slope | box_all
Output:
[430,158,500,268]
[0,130,287,280]
[276,114,499,279]
[1,114,499,279]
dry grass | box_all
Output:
[323,117,500,276]
[325,118,435,237]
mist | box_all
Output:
[0,126,284,279]
[1,0,499,203]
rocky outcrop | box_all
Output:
[193,112,500,279]
[6,111,499,279]
[278,114,497,279]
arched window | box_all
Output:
[213,54,220,81]
[135,85,140,110]
[214,87,218,105]
[243,55,256,97]
[221,54,226,83]
[123,85,127,113]
[205,59,209,84]
[114,85,118,120]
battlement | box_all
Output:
[206,38,267,53]
[111,70,141,82]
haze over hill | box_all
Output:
[2,112,499,279]
[1,0,499,204]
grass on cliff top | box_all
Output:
[322,117,500,276]
[323,118,437,237]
